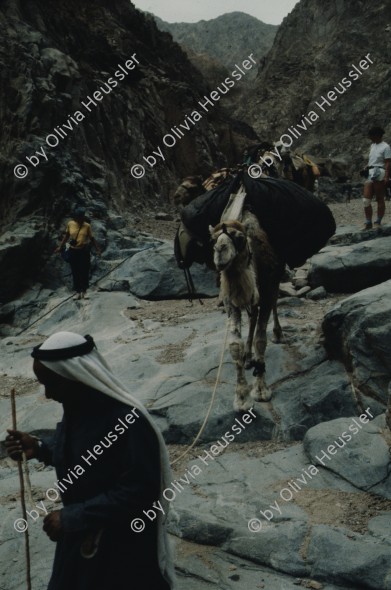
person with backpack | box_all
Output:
[363,126,391,229]
[55,207,102,300]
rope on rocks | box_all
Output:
[11,388,32,590]
[170,319,229,466]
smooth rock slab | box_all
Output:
[367,512,391,542]
[0,468,56,589]
[303,415,391,497]
[223,521,309,577]
[174,538,351,590]
[148,317,331,443]
[1,287,345,445]
[167,442,389,588]
[308,236,391,292]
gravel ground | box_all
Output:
[328,195,389,227]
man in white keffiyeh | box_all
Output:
[6,331,176,590]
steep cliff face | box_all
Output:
[243,0,391,169]
[0,0,260,302]
[0,0,255,232]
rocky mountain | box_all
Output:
[154,12,277,78]
[242,0,391,171]
[0,0,257,302]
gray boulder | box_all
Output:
[110,241,218,299]
[272,361,357,440]
[322,281,391,404]
[306,525,391,589]
[308,236,391,292]
[306,286,327,300]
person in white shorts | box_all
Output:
[363,126,391,229]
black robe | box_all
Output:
[38,391,171,590]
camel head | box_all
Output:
[209,220,247,271]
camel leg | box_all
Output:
[250,273,281,402]
[244,305,258,369]
[272,302,283,343]
[250,305,272,402]
[271,266,284,343]
[227,305,252,412]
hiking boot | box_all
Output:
[374,220,382,229]
[73,293,81,300]
[82,292,89,300]
[363,221,372,230]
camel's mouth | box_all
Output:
[215,260,231,272]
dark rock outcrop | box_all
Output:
[0,219,48,302]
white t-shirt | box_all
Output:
[368,141,391,167]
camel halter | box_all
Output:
[219,224,252,266]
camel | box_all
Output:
[256,144,321,192]
[176,172,336,408]
[173,169,237,209]
[209,212,284,411]
[278,150,319,192]
[173,175,204,209]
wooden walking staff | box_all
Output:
[10,388,32,590]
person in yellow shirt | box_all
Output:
[55,207,102,300]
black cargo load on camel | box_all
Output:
[180,172,336,269]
